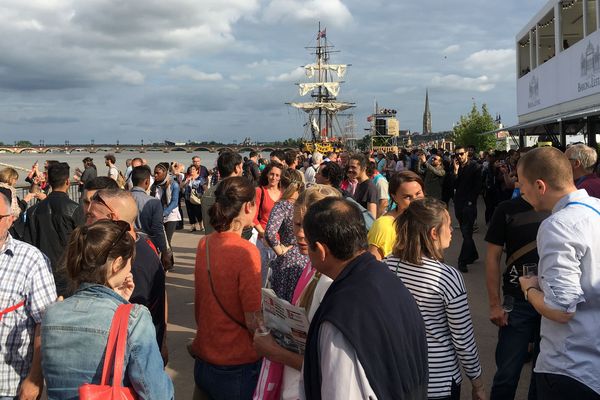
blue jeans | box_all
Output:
[490,298,540,400]
[194,359,261,400]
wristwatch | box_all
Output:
[525,286,538,302]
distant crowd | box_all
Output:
[0,141,599,400]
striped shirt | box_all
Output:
[385,256,481,398]
[0,234,56,397]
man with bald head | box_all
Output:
[517,146,600,398]
[86,189,167,358]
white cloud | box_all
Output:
[230,73,252,81]
[442,44,460,55]
[247,59,270,68]
[267,67,304,82]
[169,65,223,81]
[106,66,145,85]
[0,0,260,89]
[464,49,515,73]
[263,0,352,27]
[430,74,495,92]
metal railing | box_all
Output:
[15,183,81,206]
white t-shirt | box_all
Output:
[108,166,119,181]
[155,185,181,223]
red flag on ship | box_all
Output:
[317,28,326,39]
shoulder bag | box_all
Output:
[189,188,203,205]
[79,303,138,400]
[205,237,247,330]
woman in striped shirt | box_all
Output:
[385,197,485,400]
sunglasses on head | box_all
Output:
[91,191,116,215]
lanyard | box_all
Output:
[565,201,600,217]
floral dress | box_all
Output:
[265,200,309,302]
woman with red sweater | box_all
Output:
[192,176,262,400]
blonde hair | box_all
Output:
[0,168,18,185]
[294,184,341,310]
[280,169,304,200]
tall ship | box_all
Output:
[288,26,355,154]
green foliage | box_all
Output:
[15,140,33,147]
[357,134,372,151]
[451,103,497,151]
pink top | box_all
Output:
[254,186,277,229]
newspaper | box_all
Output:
[261,288,310,354]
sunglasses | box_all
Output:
[456,152,466,156]
[91,191,116,216]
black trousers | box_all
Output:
[164,221,178,246]
[455,202,479,266]
[536,373,600,400]
[185,200,203,225]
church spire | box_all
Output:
[423,89,432,134]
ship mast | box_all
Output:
[287,24,354,143]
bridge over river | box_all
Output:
[0,144,296,155]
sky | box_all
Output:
[0,0,547,145]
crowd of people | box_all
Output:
[0,141,599,399]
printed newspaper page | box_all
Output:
[262,288,310,354]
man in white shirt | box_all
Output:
[104,153,119,181]
[304,152,323,185]
[301,197,428,400]
[518,146,600,398]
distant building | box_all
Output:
[423,89,432,135]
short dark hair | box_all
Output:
[84,176,119,191]
[349,153,367,169]
[217,151,243,178]
[48,162,70,189]
[209,176,255,232]
[104,154,116,164]
[249,151,259,158]
[319,161,344,188]
[270,150,286,161]
[303,197,367,260]
[285,150,298,166]
[131,166,151,186]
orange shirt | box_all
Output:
[192,231,261,365]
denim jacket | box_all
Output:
[41,283,174,400]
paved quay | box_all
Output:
[165,200,533,399]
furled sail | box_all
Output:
[298,82,341,97]
[290,101,354,113]
[304,64,347,79]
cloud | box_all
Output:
[170,65,223,81]
[442,44,460,55]
[394,86,417,94]
[230,73,252,81]
[105,66,145,85]
[267,67,304,82]
[0,0,260,91]
[464,49,515,73]
[247,59,270,68]
[430,74,495,92]
[263,0,352,27]
[19,116,79,124]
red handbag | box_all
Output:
[79,303,138,400]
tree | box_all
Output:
[15,140,33,147]
[451,103,497,151]
[357,134,371,151]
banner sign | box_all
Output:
[517,28,600,117]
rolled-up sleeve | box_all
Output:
[538,220,585,313]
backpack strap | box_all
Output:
[505,241,537,267]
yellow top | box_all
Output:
[367,214,397,258]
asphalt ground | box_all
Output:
[165,198,534,399]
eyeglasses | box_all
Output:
[91,191,116,216]
[456,152,466,156]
